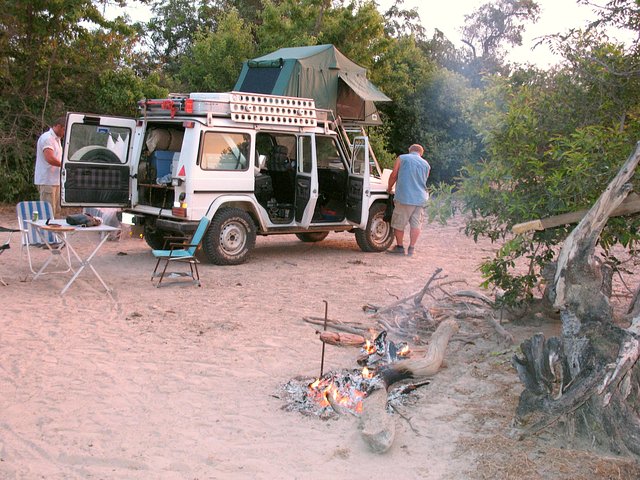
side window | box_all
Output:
[68,124,131,164]
[352,138,367,175]
[300,136,313,173]
[316,136,345,170]
[200,132,250,171]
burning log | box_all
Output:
[378,318,459,386]
[359,318,459,453]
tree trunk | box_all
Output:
[512,142,640,458]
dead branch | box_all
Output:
[487,313,516,345]
[302,316,370,336]
[374,269,446,316]
[413,268,444,306]
[451,290,495,306]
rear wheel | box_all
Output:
[143,224,171,250]
[295,232,329,243]
[355,202,394,252]
[203,208,256,265]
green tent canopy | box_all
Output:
[234,44,391,126]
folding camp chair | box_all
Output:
[16,200,71,276]
[0,226,19,285]
[150,216,210,287]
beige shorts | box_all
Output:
[391,203,425,230]
[36,184,61,218]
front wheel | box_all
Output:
[355,202,394,252]
[295,232,329,243]
[203,208,256,265]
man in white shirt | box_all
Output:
[34,116,66,218]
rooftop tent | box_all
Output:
[234,44,391,125]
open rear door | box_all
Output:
[346,136,370,227]
[61,113,136,207]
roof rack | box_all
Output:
[138,91,332,129]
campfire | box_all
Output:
[282,280,468,453]
[280,331,415,418]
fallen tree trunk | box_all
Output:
[512,142,640,458]
[359,318,459,453]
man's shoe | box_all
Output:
[407,246,415,256]
[387,245,405,255]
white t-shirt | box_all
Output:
[34,128,62,185]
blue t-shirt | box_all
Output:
[395,153,430,206]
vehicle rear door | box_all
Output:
[345,136,370,228]
[61,113,136,207]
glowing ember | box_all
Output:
[398,344,411,356]
[364,339,376,354]
[307,371,369,414]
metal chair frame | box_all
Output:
[150,216,210,287]
[0,226,19,285]
[16,201,72,276]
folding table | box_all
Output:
[26,219,121,295]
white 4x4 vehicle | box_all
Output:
[61,92,393,265]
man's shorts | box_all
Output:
[390,203,425,230]
[36,184,61,218]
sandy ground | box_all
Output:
[1,205,639,479]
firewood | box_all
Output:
[318,331,366,347]
[378,318,459,386]
[359,386,395,453]
[302,316,369,335]
[486,313,515,345]
[359,319,458,454]
[373,268,444,316]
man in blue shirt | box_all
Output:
[386,144,430,256]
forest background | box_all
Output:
[2,0,640,303]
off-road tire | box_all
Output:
[203,208,256,265]
[295,232,329,243]
[143,224,170,250]
[355,202,394,252]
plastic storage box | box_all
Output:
[150,150,177,178]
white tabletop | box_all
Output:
[26,219,120,233]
